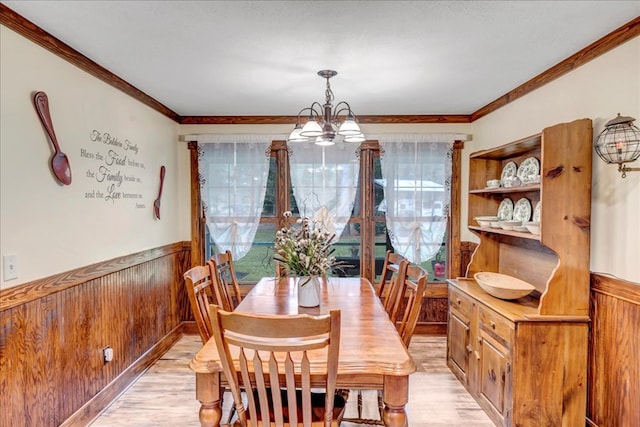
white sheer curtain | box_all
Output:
[379,135,455,263]
[288,141,359,239]
[198,136,273,260]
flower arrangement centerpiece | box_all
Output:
[273,212,339,306]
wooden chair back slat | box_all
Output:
[394,264,428,347]
[377,250,406,301]
[385,259,410,322]
[209,250,243,311]
[183,265,216,344]
[210,306,344,426]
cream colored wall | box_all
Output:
[0,25,188,289]
[465,36,640,283]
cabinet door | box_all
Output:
[479,336,510,419]
[448,310,471,383]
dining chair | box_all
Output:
[376,250,406,311]
[183,264,216,344]
[345,263,428,425]
[208,250,243,312]
[184,264,238,424]
[391,263,428,347]
[210,306,346,426]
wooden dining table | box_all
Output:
[189,276,416,427]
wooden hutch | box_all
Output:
[447,119,593,426]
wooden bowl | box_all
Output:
[474,272,535,300]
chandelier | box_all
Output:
[288,70,365,146]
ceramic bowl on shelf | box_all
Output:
[500,220,522,231]
[475,216,499,227]
[524,221,541,235]
[490,221,502,228]
[474,272,536,300]
[513,225,530,233]
[502,177,522,188]
[486,179,501,189]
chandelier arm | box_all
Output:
[308,102,324,119]
[296,105,322,122]
[333,102,354,119]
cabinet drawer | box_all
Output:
[478,305,513,345]
[449,287,473,319]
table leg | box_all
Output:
[382,375,409,427]
[196,372,222,427]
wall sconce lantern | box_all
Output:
[594,114,640,178]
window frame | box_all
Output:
[188,139,463,283]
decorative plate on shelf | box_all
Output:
[501,161,518,182]
[533,201,541,222]
[497,198,514,220]
[517,157,540,183]
[513,198,532,223]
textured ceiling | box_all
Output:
[2,1,639,117]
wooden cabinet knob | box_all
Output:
[456,298,461,305]
[490,320,496,329]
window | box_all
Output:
[191,139,461,284]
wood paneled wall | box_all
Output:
[0,242,191,426]
[588,273,640,427]
[1,242,637,426]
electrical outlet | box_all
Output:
[103,346,114,363]
[3,254,18,281]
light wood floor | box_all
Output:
[90,334,494,426]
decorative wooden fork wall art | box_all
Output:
[33,91,72,185]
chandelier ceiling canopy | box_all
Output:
[288,70,364,146]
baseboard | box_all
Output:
[61,324,185,427]
[182,320,200,336]
[415,323,447,335]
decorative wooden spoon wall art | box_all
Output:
[33,91,72,185]
[154,165,166,219]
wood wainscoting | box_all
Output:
[588,273,640,427]
[0,242,191,427]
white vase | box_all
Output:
[297,275,321,307]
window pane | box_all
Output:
[417,240,447,282]
[374,222,390,282]
[230,223,277,282]
[261,157,276,217]
[332,222,361,277]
